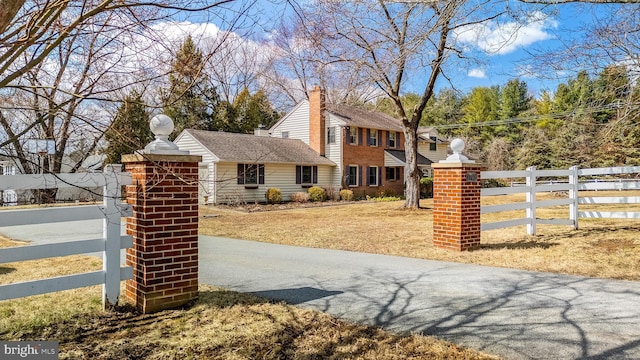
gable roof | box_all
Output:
[182,129,335,166]
[326,104,404,132]
[385,149,433,166]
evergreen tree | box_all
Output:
[421,88,463,137]
[592,65,631,123]
[534,90,561,130]
[499,79,531,120]
[515,127,554,170]
[104,91,152,164]
[231,88,281,133]
[495,79,531,142]
[459,86,500,142]
[163,35,219,139]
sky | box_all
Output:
[156,1,622,102]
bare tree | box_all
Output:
[0,0,251,202]
[293,0,507,208]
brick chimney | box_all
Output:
[309,86,325,156]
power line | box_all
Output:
[430,101,640,130]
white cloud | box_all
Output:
[455,12,558,55]
[468,68,486,78]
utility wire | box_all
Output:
[429,101,640,130]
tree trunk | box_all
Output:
[0,0,25,34]
[403,126,420,209]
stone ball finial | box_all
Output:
[142,114,188,155]
[149,114,174,136]
[440,138,473,163]
[450,138,465,155]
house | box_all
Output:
[270,86,449,197]
[174,129,336,204]
[174,87,449,204]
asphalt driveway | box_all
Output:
[2,221,639,359]
[199,236,640,360]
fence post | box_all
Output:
[103,164,122,309]
[122,115,202,313]
[569,165,579,230]
[526,166,537,235]
[432,139,483,251]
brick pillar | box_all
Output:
[122,153,202,313]
[432,162,483,251]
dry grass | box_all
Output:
[200,192,640,281]
[0,257,495,359]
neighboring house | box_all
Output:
[175,129,336,204]
[0,154,106,205]
[416,128,449,177]
[270,86,449,197]
[0,160,18,205]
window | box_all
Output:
[237,163,265,188]
[296,165,318,186]
[348,127,358,145]
[386,167,400,181]
[429,136,437,151]
[367,166,379,186]
[327,127,335,144]
[281,131,289,139]
[388,132,396,148]
[368,129,378,146]
[347,165,359,186]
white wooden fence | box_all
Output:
[481,166,640,235]
[0,165,133,308]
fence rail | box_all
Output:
[0,165,133,308]
[481,166,640,234]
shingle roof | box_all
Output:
[385,149,433,166]
[184,129,335,166]
[326,104,404,132]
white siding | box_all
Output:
[214,162,335,204]
[325,115,344,187]
[384,152,405,167]
[175,132,219,204]
[418,142,448,163]
[270,101,310,144]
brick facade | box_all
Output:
[432,162,482,251]
[122,153,202,313]
[342,128,405,197]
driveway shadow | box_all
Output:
[252,287,343,305]
[0,267,16,275]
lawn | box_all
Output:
[199,192,640,281]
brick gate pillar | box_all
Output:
[122,114,202,313]
[432,139,483,251]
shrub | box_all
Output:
[307,186,326,202]
[339,189,354,201]
[265,188,282,204]
[325,187,341,201]
[366,195,402,202]
[290,192,309,203]
[420,177,434,198]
